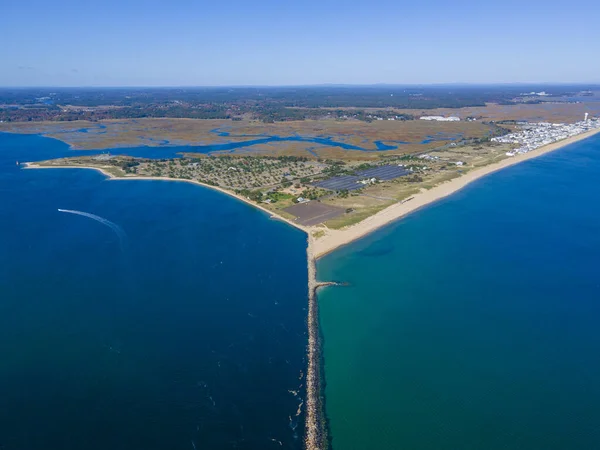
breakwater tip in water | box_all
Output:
[315,281,347,290]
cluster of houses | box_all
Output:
[492,118,600,156]
[419,116,461,122]
[418,153,463,166]
[520,91,550,96]
[367,115,410,121]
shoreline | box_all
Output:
[24,126,600,261]
[23,164,309,233]
[23,126,600,450]
[25,162,326,449]
[310,127,600,258]
[26,161,327,449]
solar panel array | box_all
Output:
[357,165,411,180]
[313,165,411,191]
[313,175,365,191]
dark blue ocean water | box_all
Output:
[318,133,600,449]
[0,133,308,450]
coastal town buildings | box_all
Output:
[419,116,461,121]
[492,119,600,156]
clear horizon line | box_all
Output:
[1,82,600,89]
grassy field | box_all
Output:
[391,102,600,124]
[31,137,514,229]
[18,113,520,230]
[19,99,591,230]
[317,141,512,227]
[0,118,239,149]
[0,117,492,160]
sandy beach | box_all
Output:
[25,161,326,449]
[26,127,600,262]
[24,126,600,450]
[26,127,600,261]
[23,164,309,233]
[310,127,600,258]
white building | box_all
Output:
[419,116,460,122]
[492,119,600,155]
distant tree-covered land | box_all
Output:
[0,85,597,123]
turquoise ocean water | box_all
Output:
[318,133,600,449]
[0,133,308,449]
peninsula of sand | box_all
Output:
[24,126,600,450]
[27,127,600,261]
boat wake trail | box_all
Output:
[58,209,127,250]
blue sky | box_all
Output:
[3,0,600,86]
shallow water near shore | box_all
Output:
[0,133,308,449]
[318,133,600,449]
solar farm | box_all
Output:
[313,164,411,191]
